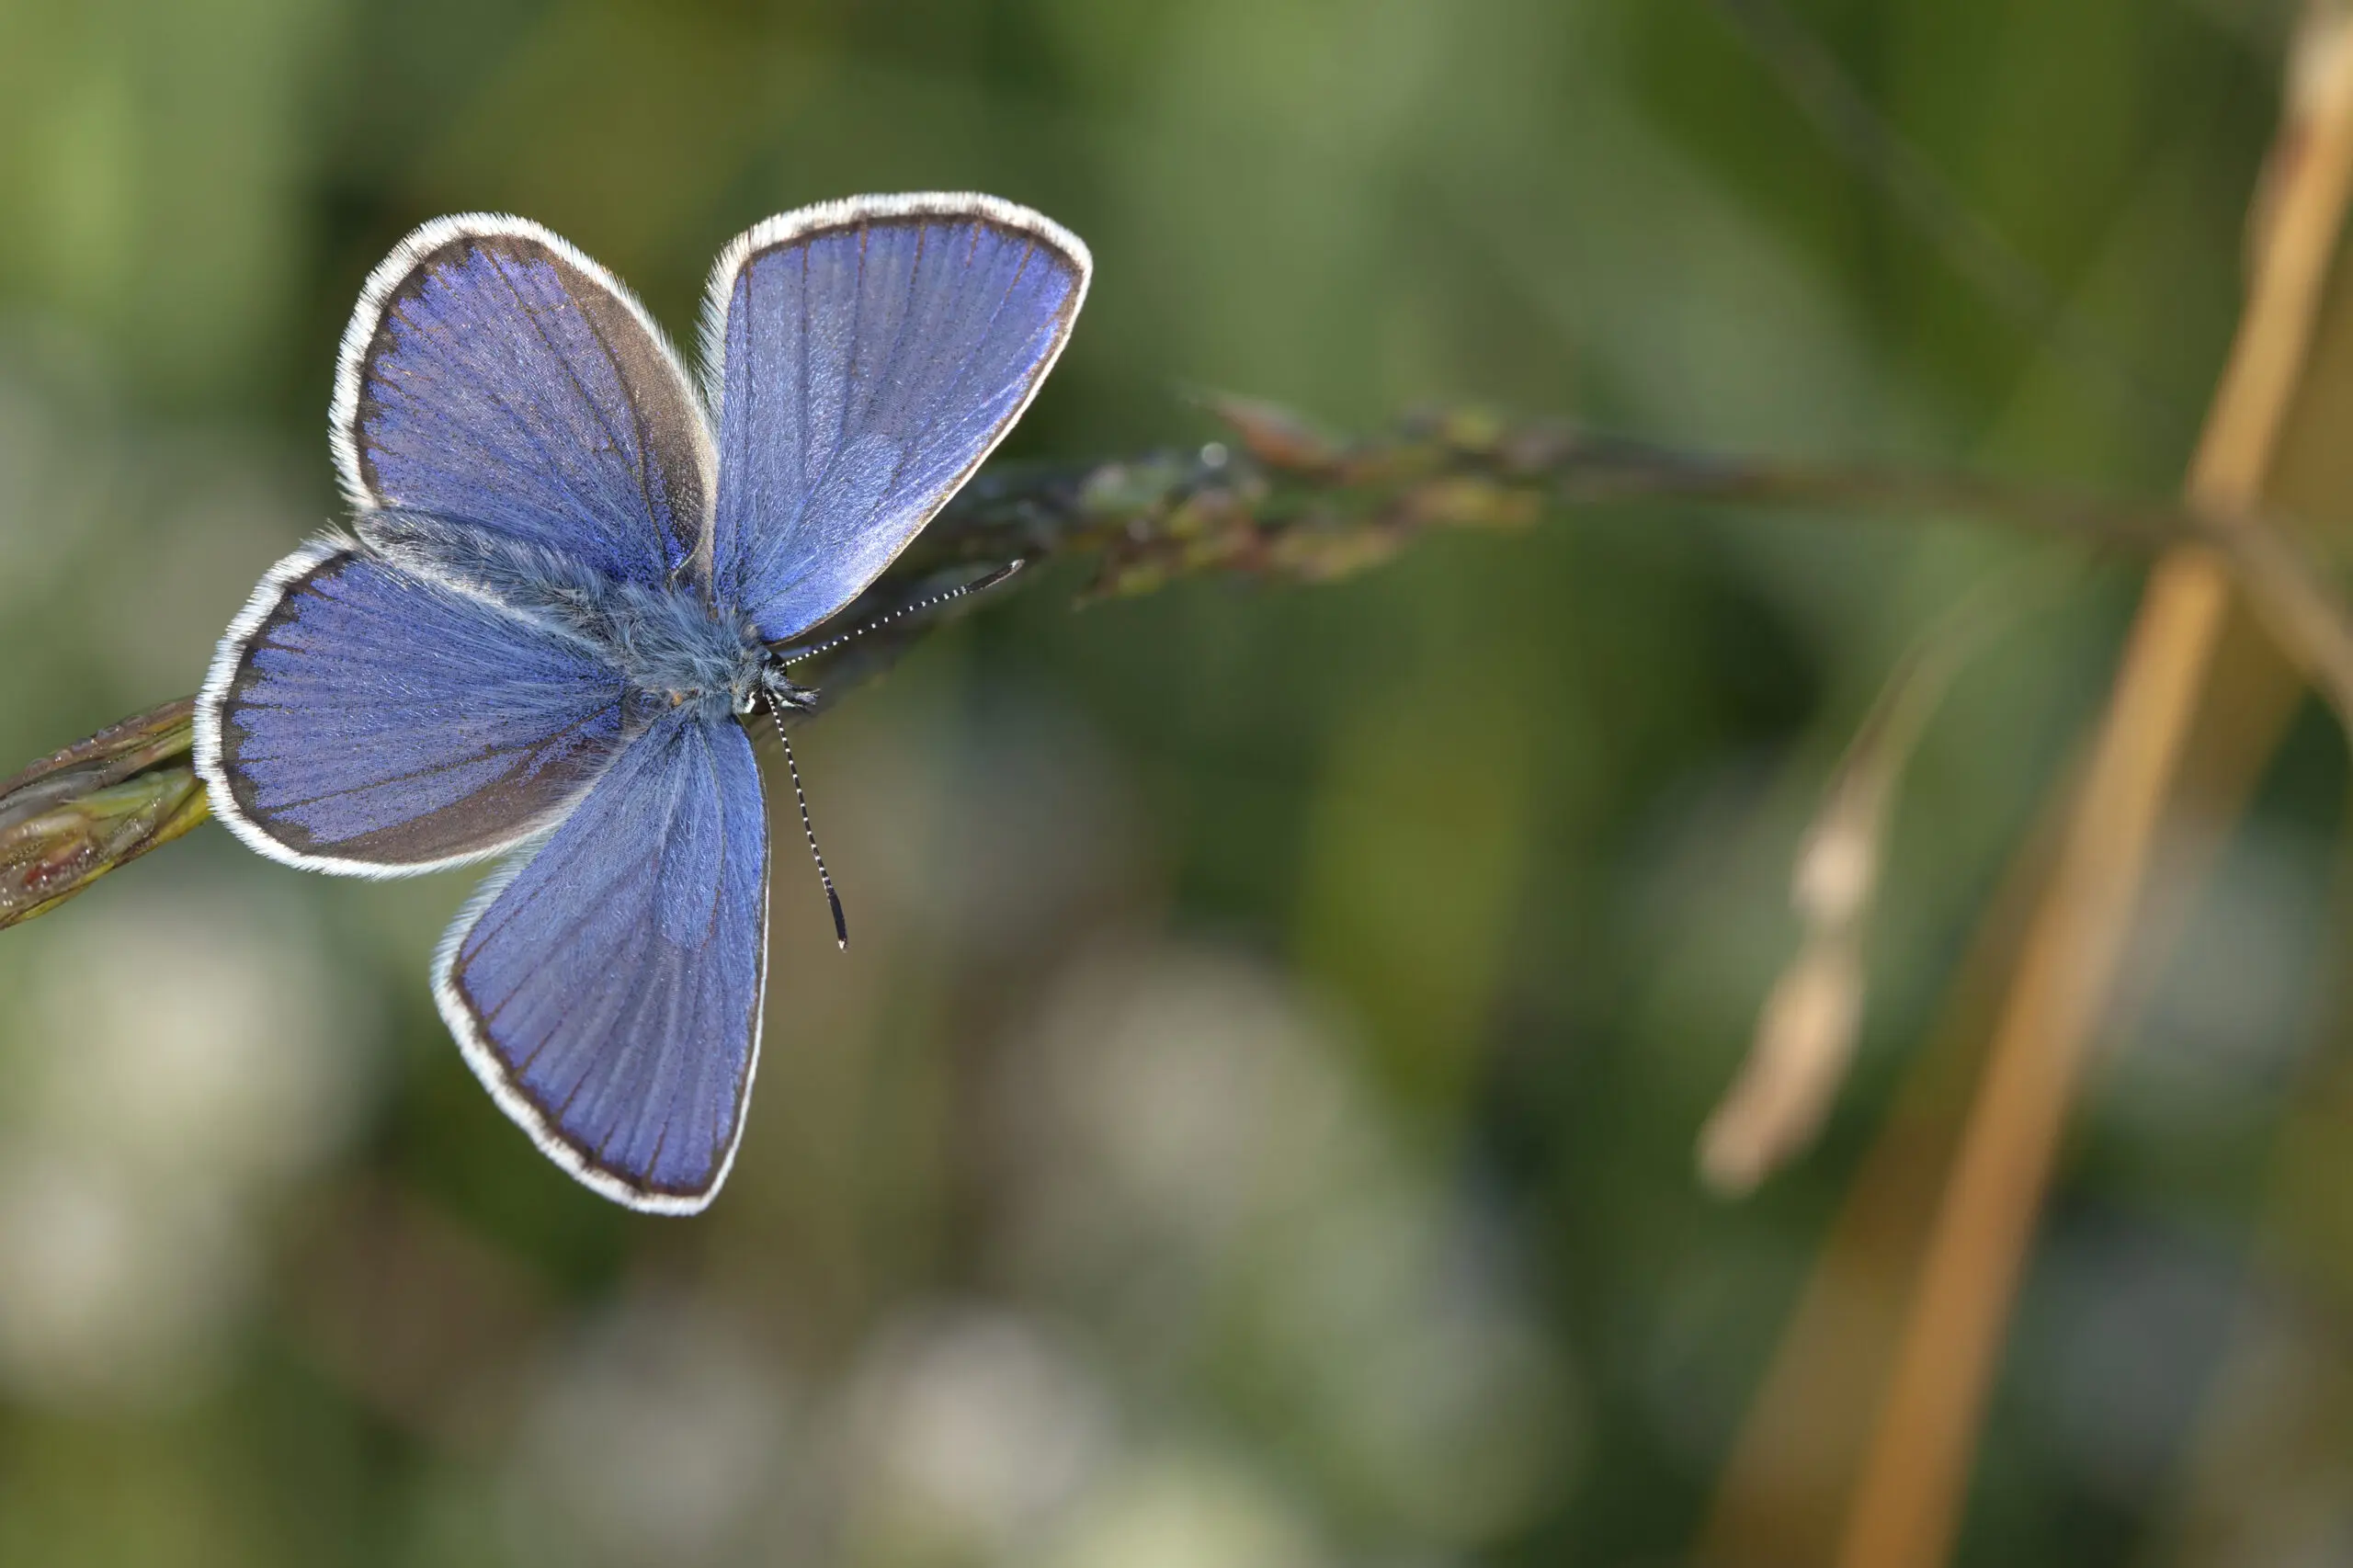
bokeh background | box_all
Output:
[0,0,2336,1563]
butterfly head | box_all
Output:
[738,659,818,720]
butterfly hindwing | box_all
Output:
[700,194,1090,642]
[195,540,632,875]
[434,705,769,1213]
[336,215,716,588]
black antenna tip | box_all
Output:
[827,885,848,949]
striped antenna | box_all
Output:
[762,690,847,949]
[782,561,1023,666]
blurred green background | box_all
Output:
[0,0,2335,1563]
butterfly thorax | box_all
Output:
[356,508,800,721]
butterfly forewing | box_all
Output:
[336,215,716,588]
[701,195,1090,642]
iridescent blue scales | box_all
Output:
[193,198,1091,1211]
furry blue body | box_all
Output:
[361,508,805,724]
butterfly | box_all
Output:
[191,194,1091,1213]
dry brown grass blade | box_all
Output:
[1699,587,2005,1196]
[1690,767,2084,1565]
[1832,9,2353,1567]
[1694,610,2325,1564]
[1695,487,2353,1200]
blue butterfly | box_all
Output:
[191,195,1091,1213]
